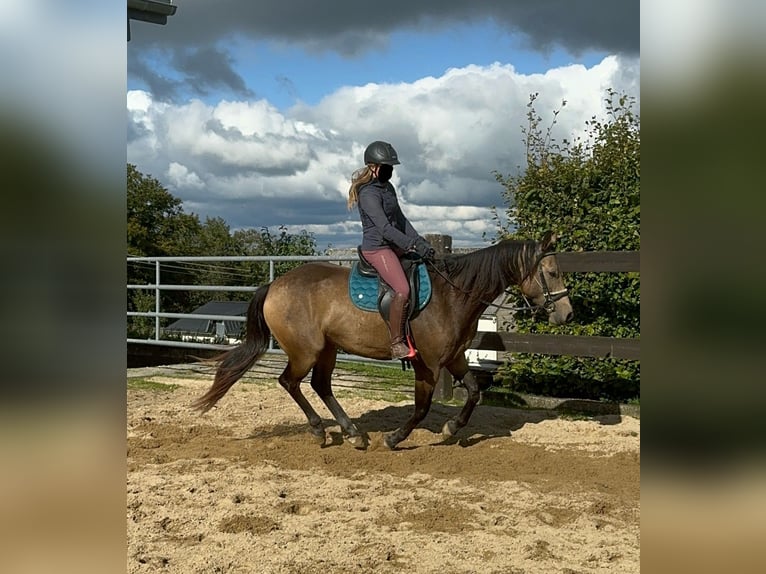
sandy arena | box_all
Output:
[127,363,639,573]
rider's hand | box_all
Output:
[412,237,435,260]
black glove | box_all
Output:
[412,237,435,260]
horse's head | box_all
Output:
[520,231,573,325]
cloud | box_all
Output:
[127,51,182,102]
[129,0,639,56]
[127,1,638,104]
[166,162,204,190]
[172,46,254,98]
[127,55,638,247]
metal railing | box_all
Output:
[127,254,357,353]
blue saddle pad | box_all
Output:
[349,262,432,312]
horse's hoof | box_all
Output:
[383,433,398,450]
[310,430,327,446]
[442,420,458,438]
[345,434,366,450]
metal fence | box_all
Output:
[127,254,358,354]
[128,251,639,367]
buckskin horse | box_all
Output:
[192,232,573,449]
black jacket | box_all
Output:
[358,179,419,251]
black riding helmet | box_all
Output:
[364,141,400,165]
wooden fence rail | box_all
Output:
[436,250,640,400]
[470,332,640,361]
[555,250,639,272]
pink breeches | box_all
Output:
[360,248,410,297]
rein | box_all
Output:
[425,252,569,315]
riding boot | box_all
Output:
[388,292,415,360]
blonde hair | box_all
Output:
[347,165,375,209]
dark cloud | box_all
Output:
[490,0,639,55]
[172,46,255,98]
[183,193,349,232]
[128,46,253,102]
[130,1,638,55]
[128,1,638,97]
[127,53,182,102]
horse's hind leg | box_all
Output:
[310,346,366,449]
[278,358,327,445]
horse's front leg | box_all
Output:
[441,357,481,440]
[384,362,437,449]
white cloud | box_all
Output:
[213,100,301,137]
[127,55,639,247]
[127,90,153,114]
[166,162,204,190]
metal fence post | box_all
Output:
[154,261,161,340]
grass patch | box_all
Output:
[127,378,179,391]
[555,410,594,421]
[333,360,415,402]
[335,360,414,385]
[335,387,412,403]
[480,387,529,408]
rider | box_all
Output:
[347,140,435,360]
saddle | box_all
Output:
[348,247,432,323]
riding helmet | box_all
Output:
[364,141,400,165]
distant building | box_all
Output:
[163,301,248,345]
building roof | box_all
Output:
[164,300,249,337]
[127,1,177,41]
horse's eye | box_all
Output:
[547,269,559,279]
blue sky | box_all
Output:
[127,1,640,249]
[219,24,609,110]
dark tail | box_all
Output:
[191,284,272,413]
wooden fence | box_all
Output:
[435,250,640,400]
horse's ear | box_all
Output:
[541,231,558,251]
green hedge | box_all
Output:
[492,89,640,402]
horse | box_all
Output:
[192,231,573,450]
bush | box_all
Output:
[492,89,640,402]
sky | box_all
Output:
[127,0,640,249]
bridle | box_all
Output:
[425,251,569,315]
[521,252,570,313]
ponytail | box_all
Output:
[347,165,374,209]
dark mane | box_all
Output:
[435,239,539,299]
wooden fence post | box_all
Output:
[425,233,452,256]
[434,368,453,401]
[425,234,468,402]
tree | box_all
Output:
[234,225,316,283]
[492,89,640,401]
[127,163,195,257]
[127,164,320,337]
[127,164,202,325]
